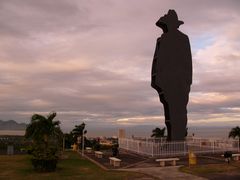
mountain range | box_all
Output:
[0,120,26,130]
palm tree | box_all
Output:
[71,122,87,148]
[229,126,240,144]
[25,112,62,151]
[151,127,166,138]
[25,112,63,171]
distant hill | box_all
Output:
[0,120,26,130]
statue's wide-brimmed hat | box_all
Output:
[156,9,184,28]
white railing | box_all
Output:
[119,137,239,157]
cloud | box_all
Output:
[116,115,164,126]
[29,99,52,107]
[0,0,240,130]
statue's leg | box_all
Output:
[165,120,171,141]
[159,93,171,141]
[159,93,170,120]
[168,86,190,141]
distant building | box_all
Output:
[118,129,126,139]
[99,139,112,146]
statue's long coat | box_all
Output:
[152,30,192,96]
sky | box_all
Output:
[0,0,240,131]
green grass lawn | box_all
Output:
[179,162,240,178]
[0,151,148,180]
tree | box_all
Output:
[25,112,63,172]
[229,126,240,144]
[71,122,87,148]
[64,132,74,149]
[151,127,166,138]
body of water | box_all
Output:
[0,126,235,139]
[0,130,25,136]
[85,126,235,139]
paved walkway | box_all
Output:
[119,166,207,180]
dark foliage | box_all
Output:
[25,112,63,172]
[112,144,119,157]
[151,127,166,138]
[64,133,74,149]
[229,126,240,142]
[71,123,87,149]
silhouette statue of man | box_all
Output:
[151,9,192,141]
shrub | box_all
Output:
[94,143,101,151]
[100,144,112,150]
[112,144,119,157]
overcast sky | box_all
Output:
[0,0,240,130]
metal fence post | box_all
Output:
[151,142,154,157]
[184,141,186,156]
[116,137,240,156]
[212,140,215,154]
[137,141,139,153]
[238,138,240,152]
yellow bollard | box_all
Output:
[72,144,78,151]
[189,150,197,166]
